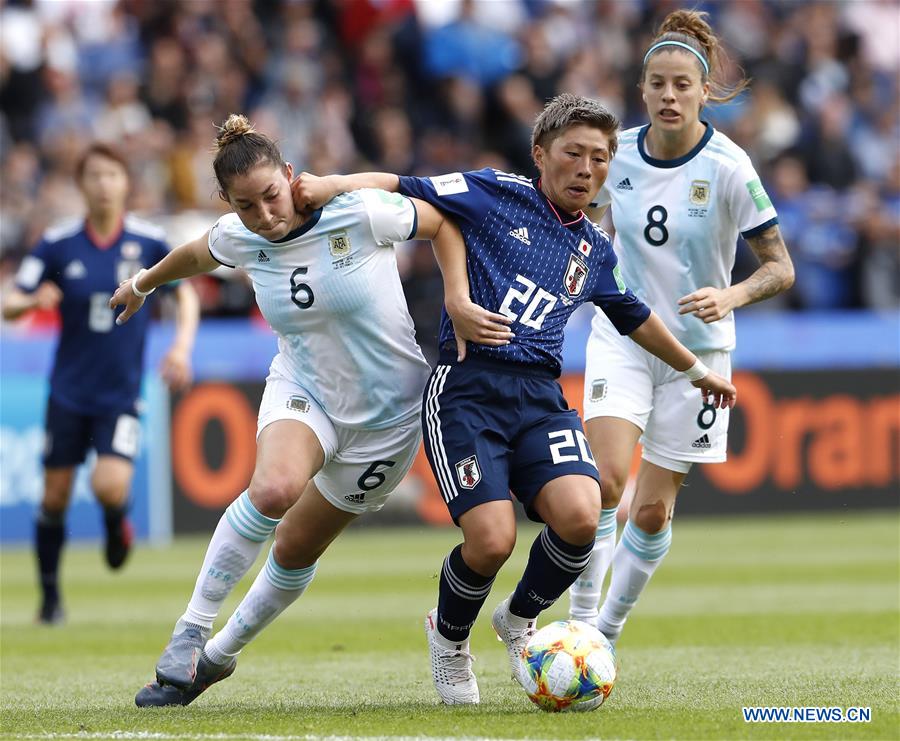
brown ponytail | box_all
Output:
[212,114,285,198]
[642,10,750,105]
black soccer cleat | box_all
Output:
[135,681,189,707]
[105,517,133,570]
[36,599,65,626]
[136,655,237,708]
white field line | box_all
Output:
[7,734,557,741]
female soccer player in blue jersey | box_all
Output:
[110,115,505,707]
[2,143,199,624]
[568,11,795,646]
[293,93,737,705]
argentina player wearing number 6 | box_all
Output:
[110,115,507,707]
[292,93,736,705]
[568,11,795,646]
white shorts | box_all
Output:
[257,369,422,514]
[582,312,731,473]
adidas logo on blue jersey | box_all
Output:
[509,227,531,245]
[257,250,270,263]
[63,259,87,279]
[692,434,711,449]
[615,178,633,191]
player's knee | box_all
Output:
[597,465,628,507]
[42,485,71,512]
[249,476,304,518]
[633,500,670,534]
[556,503,602,545]
[466,534,515,575]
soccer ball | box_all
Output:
[519,620,617,712]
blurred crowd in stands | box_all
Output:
[1,0,898,350]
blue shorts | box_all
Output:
[421,355,599,524]
[43,396,141,468]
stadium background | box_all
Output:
[1,0,898,544]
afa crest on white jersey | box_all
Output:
[207,189,430,430]
[592,124,778,353]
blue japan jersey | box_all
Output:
[399,168,650,376]
[14,216,171,414]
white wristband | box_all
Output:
[683,358,709,382]
[131,268,156,298]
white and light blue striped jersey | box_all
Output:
[399,168,651,376]
[593,124,778,352]
[208,189,430,430]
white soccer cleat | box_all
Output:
[595,615,623,648]
[491,595,537,686]
[424,608,480,705]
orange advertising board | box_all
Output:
[169,370,898,532]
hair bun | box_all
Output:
[216,114,255,150]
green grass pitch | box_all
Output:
[1,511,897,740]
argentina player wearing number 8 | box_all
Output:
[291,93,736,705]
[110,115,505,707]
[2,142,199,625]
[568,11,795,645]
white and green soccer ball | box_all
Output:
[519,620,617,712]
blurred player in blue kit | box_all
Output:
[2,142,200,624]
[109,115,503,707]
[568,11,795,647]
[293,93,737,704]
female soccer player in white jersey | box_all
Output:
[293,93,737,706]
[568,10,795,645]
[110,115,506,707]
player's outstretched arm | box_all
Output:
[677,225,794,323]
[159,280,200,391]
[2,281,62,321]
[628,312,737,409]
[109,232,217,325]
[292,172,400,213]
[411,198,513,361]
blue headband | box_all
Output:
[643,41,709,75]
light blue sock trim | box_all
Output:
[225,491,280,542]
[596,508,618,539]
[264,548,317,591]
[621,520,671,561]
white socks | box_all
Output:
[596,520,671,644]
[182,491,280,629]
[203,547,317,666]
[569,507,618,621]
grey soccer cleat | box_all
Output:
[155,621,211,689]
[136,654,237,707]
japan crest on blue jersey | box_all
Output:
[399,168,650,376]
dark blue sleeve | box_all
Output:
[590,249,651,335]
[398,169,495,229]
[14,239,55,292]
